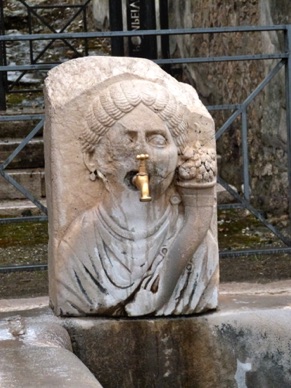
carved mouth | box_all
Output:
[124,171,138,191]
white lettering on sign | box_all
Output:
[129,1,140,30]
[129,0,141,50]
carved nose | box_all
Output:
[135,137,149,154]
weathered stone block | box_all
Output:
[1,283,291,388]
[44,56,219,317]
[0,347,102,388]
[0,315,102,388]
[64,306,291,388]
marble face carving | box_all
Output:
[44,57,219,317]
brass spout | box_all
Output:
[132,154,152,202]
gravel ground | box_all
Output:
[0,211,290,299]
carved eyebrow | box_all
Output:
[146,130,168,136]
[122,127,166,132]
[117,122,169,136]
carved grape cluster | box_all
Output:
[178,142,216,183]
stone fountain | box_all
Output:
[0,57,291,388]
[44,56,219,318]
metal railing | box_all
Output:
[0,0,91,104]
[0,2,291,272]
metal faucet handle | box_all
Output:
[136,154,149,160]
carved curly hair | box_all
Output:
[80,79,189,154]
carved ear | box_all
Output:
[83,151,97,173]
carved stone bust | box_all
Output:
[44,57,219,317]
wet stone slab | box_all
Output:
[0,347,102,388]
[0,283,290,388]
[0,312,102,388]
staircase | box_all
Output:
[0,118,46,217]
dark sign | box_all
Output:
[110,0,165,60]
[127,0,142,56]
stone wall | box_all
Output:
[168,0,290,216]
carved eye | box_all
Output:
[148,134,167,147]
[124,134,135,145]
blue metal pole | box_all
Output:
[0,0,6,111]
[241,108,250,201]
[285,25,291,222]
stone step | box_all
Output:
[0,119,43,138]
[0,198,47,217]
[0,138,44,169]
[0,168,45,200]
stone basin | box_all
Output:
[0,281,291,388]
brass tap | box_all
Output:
[132,154,152,202]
